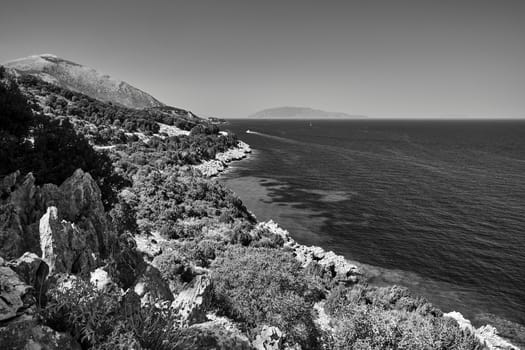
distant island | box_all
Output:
[249,106,366,119]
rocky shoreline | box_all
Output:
[217,141,522,350]
[194,140,252,177]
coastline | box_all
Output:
[194,140,252,177]
[214,139,522,350]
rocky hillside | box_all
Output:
[0,64,520,349]
[4,54,164,109]
[249,106,365,119]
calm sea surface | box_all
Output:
[219,119,525,335]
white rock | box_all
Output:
[252,326,283,350]
[172,274,212,325]
[444,311,520,350]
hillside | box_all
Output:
[250,106,365,119]
[0,64,517,349]
[3,54,164,109]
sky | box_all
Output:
[1,0,524,118]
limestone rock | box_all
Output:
[253,220,292,243]
[194,141,251,177]
[59,169,112,259]
[0,264,34,321]
[172,274,212,325]
[0,169,112,262]
[8,252,49,304]
[133,264,173,305]
[253,220,359,286]
[135,233,163,260]
[0,172,46,259]
[90,267,119,292]
[253,326,283,350]
[444,311,520,350]
[292,243,359,285]
[313,301,333,334]
[0,316,81,350]
[39,206,97,274]
[0,203,25,259]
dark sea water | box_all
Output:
[219,119,525,339]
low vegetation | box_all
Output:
[0,68,485,349]
[211,246,323,349]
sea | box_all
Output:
[219,119,525,343]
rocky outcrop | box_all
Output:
[90,267,119,292]
[7,252,49,305]
[0,169,112,264]
[252,326,283,350]
[58,169,112,260]
[294,244,360,285]
[0,258,34,321]
[0,204,25,260]
[0,172,44,259]
[445,311,520,350]
[256,220,360,286]
[194,141,251,177]
[172,274,212,325]
[133,264,173,305]
[39,206,98,274]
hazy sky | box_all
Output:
[1,0,524,118]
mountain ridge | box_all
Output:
[4,54,164,109]
[249,106,366,119]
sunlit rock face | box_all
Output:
[5,54,164,109]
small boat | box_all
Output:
[246,129,252,134]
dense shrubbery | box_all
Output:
[132,169,254,237]
[18,74,179,132]
[211,246,323,348]
[324,284,480,349]
[0,75,127,208]
[325,284,442,318]
[40,278,198,349]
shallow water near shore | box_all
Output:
[219,119,525,343]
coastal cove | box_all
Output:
[218,119,525,345]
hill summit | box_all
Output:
[4,54,164,109]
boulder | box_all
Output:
[8,252,49,304]
[0,264,34,321]
[133,264,173,305]
[90,267,119,292]
[172,274,212,325]
[252,326,283,350]
[39,206,97,274]
[0,316,81,350]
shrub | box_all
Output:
[40,278,185,349]
[325,284,441,318]
[326,284,480,350]
[211,246,322,348]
